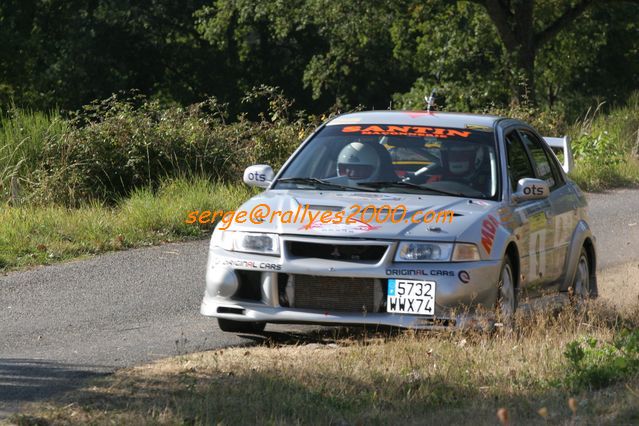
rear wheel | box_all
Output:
[570,247,591,302]
[217,318,266,334]
[496,255,516,330]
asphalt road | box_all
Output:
[1,188,639,417]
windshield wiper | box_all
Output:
[276,177,377,192]
[357,181,464,197]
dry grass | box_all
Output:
[9,265,639,425]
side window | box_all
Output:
[518,130,561,190]
[505,131,535,191]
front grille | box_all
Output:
[287,241,387,262]
[292,275,384,313]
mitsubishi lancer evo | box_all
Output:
[200,111,597,333]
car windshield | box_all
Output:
[275,123,499,199]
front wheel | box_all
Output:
[496,255,517,329]
[217,318,266,334]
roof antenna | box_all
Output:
[425,88,437,112]
[425,71,441,112]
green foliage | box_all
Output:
[2,87,639,206]
[568,93,639,190]
[196,0,415,112]
[563,329,639,390]
[534,6,606,115]
[1,0,638,117]
[573,131,624,167]
[19,90,309,205]
[0,108,68,200]
[391,1,510,112]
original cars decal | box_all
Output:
[385,269,454,277]
[214,258,282,271]
[481,214,499,255]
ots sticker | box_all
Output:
[481,214,499,255]
[341,125,471,139]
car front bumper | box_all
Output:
[201,235,502,329]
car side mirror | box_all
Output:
[243,164,274,188]
[512,178,549,203]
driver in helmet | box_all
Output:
[424,139,489,194]
[335,141,381,182]
[441,141,483,178]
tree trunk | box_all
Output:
[481,0,537,105]
[515,46,535,105]
[475,0,604,106]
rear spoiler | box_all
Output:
[543,136,573,174]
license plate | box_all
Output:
[387,279,436,315]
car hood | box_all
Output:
[224,189,500,241]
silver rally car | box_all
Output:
[201,111,597,333]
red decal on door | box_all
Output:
[481,214,499,254]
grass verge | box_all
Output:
[568,95,639,192]
[0,178,254,272]
[11,265,639,425]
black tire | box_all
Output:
[217,318,266,334]
[496,255,517,330]
[570,247,592,303]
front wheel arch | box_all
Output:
[504,242,520,292]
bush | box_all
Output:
[567,95,639,190]
[0,108,68,201]
[572,130,625,167]
[29,93,310,205]
[563,329,639,390]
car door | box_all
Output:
[504,129,554,294]
[518,129,575,287]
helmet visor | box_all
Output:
[338,163,375,179]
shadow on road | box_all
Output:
[0,358,108,415]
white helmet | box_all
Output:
[336,142,380,180]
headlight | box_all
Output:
[212,230,280,256]
[451,243,481,261]
[395,242,453,262]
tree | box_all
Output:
[469,0,639,105]
[195,0,417,113]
